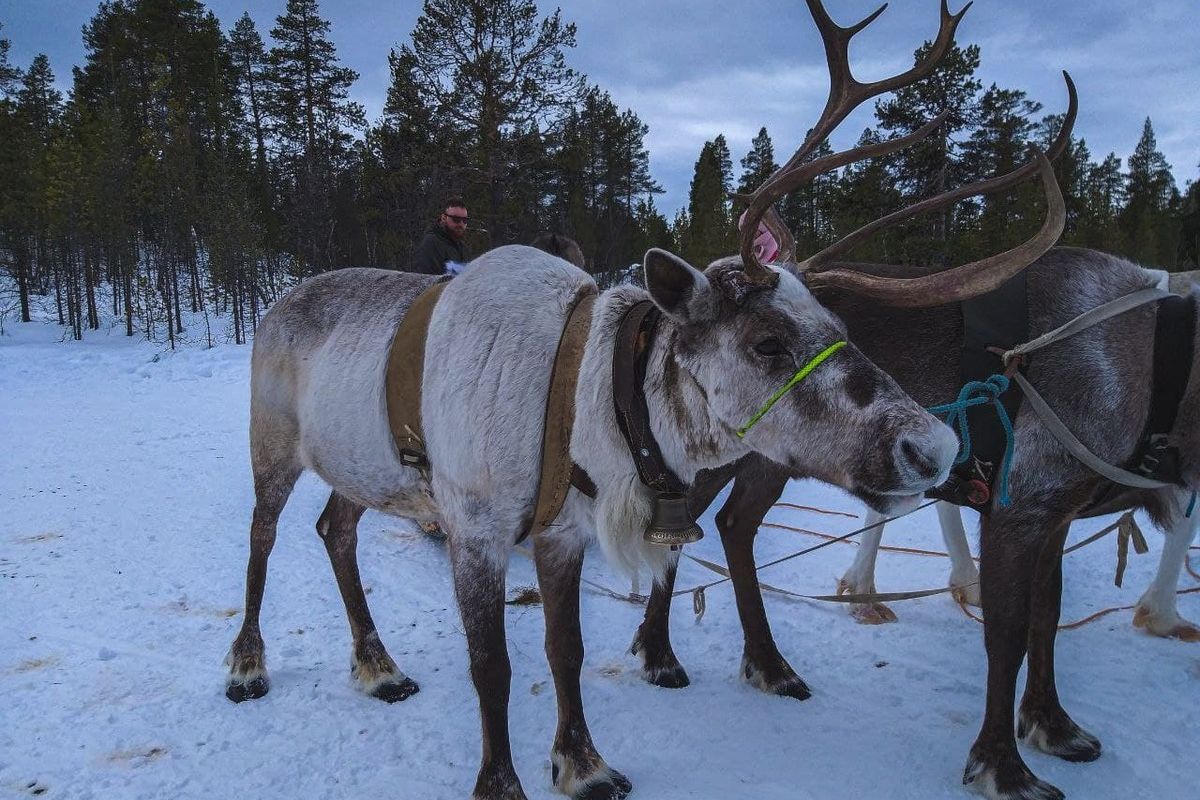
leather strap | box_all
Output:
[386,278,450,470]
[1146,294,1195,442]
[612,300,688,495]
[527,285,598,540]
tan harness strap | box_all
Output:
[386,279,449,469]
[528,285,598,540]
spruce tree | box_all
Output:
[737,127,778,196]
[402,0,585,244]
[10,55,64,323]
[831,128,904,262]
[0,23,21,98]
[1120,118,1179,267]
[875,42,982,265]
[1179,171,1199,269]
[956,84,1042,257]
[683,137,735,266]
[266,0,365,273]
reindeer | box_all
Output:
[630,3,1198,800]
[218,202,1043,798]
[834,267,1199,634]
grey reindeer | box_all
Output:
[630,4,1197,800]
[218,184,1053,800]
[835,269,1199,639]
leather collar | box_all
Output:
[611,300,689,495]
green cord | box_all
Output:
[736,340,847,438]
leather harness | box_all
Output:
[610,301,691,497]
[932,274,1195,513]
[386,277,451,472]
[385,279,599,544]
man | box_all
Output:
[408,197,470,274]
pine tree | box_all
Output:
[402,0,585,244]
[830,128,904,262]
[9,55,65,323]
[1083,153,1125,252]
[875,42,982,265]
[956,84,1042,257]
[737,127,777,196]
[1179,170,1199,269]
[780,137,835,257]
[1120,118,1179,267]
[0,23,22,98]
[682,137,736,266]
[266,0,365,273]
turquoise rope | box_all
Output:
[1187,492,1197,519]
[926,374,1015,507]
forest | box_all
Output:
[1,0,1197,343]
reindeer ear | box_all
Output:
[643,248,715,323]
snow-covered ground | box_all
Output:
[2,302,1197,800]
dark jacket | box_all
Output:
[408,225,468,275]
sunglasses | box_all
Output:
[443,213,469,224]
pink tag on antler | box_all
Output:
[738,210,780,263]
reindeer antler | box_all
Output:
[739,0,970,283]
[800,73,1076,305]
[741,2,1076,307]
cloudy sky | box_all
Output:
[3,0,1197,215]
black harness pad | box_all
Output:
[928,272,1029,513]
[1132,292,1195,484]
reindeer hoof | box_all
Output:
[952,582,982,608]
[1018,707,1101,763]
[576,771,632,800]
[851,602,897,625]
[963,747,1064,800]
[742,656,812,701]
[644,662,690,689]
[1133,605,1200,641]
[225,674,269,703]
[631,633,690,688]
[371,676,420,703]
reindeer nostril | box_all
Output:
[900,437,938,481]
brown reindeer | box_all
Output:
[630,4,1197,800]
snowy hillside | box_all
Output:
[2,307,1197,800]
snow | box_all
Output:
[2,302,1197,800]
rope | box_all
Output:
[771,501,859,519]
[926,374,1015,505]
[737,341,847,438]
[672,500,939,619]
[677,506,1196,633]
[761,521,976,560]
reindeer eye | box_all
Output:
[753,338,785,357]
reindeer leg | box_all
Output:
[939,501,982,607]
[838,509,897,624]
[316,491,419,702]
[450,532,526,800]
[963,510,1066,800]
[1134,493,1200,641]
[536,527,632,800]
[630,462,738,689]
[718,473,811,700]
[630,556,690,688]
[1017,522,1101,763]
[226,453,301,702]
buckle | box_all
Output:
[398,449,428,469]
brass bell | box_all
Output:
[644,492,704,545]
